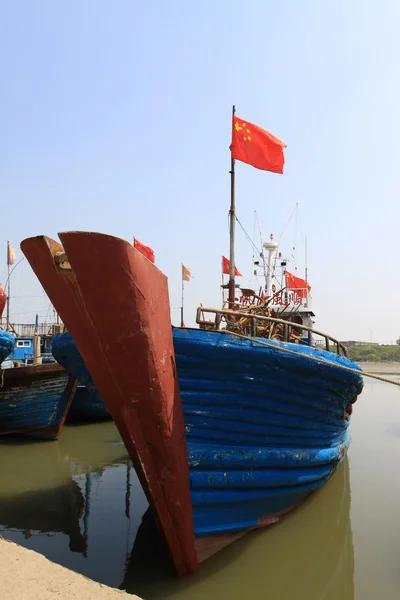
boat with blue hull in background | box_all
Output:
[0,362,77,440]
[52,335,110,421]
[68,386,110,421]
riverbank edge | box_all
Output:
[358,361,400,375]
[0,538,141,600]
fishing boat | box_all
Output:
[4,320,64,366]
[21,230,363,576]
[0,362,77,440]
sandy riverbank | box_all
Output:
[0,539,141,600]
[357,361,400,375]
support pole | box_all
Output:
[228,105,236,307]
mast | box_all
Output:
[305,236,308,307]
[6,241,10,331]
[228,105,236,307]
[180,275,184,327]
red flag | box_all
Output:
[285,271,311,299]
[0,284,6,319]
[133,238,155,264]
[230,116,286,173]
[222,256,242,277]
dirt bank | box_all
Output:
[0,538,141,600]
[358,361,400,375]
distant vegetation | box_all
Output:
[347,345,400,362]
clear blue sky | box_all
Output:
[1,1,399,342]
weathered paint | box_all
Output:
[174,328,361,538]
[0,363,77,440]
[21,232,197,576]
[21,232,363,573]
[51,331,357,540]
[0,331,15,364]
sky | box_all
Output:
[1,0,399,343]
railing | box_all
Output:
[196,306,348,357]
[0,320,65,337]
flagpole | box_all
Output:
[181,266,184,327]
[6,241,10,331]
[305,236,308,307]
[228,105,236,307]
[221,260,224,306]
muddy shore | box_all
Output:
[0,539,141,600]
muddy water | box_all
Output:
[0,378,399,599]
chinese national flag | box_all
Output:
[230,116,286,173]
[222,256,242,277]
[133,238,155,263]
[285,271,311,299]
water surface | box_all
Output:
[0,378,399,599]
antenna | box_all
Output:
[305,236,308,285]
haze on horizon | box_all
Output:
[2,1,399,344]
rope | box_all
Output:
[220,329,400,387]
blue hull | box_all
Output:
[0,331,15,364]
[52,329,363,537]
[52,336,110,421]
[68,386,111,421]
[0,363,77,440]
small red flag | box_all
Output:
[0,284,6,319]
[285,271,311,299]
[230,116,286,173]
[222,256,242,277]
[133,238,155,264]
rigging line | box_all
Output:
[273,202,298,274]
[3,257,26,289]
[235,216,260,255]
[255,211,268,282]
[235,215,272,284]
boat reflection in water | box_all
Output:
[0,422,129,560]
[121,458,354,600]
[0,438,86,553]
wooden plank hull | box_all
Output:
[21,232,197,576]
[52,327,360,555]
[0,363,77,440]
[21,232,362,575]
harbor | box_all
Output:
[2,2,400,598]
